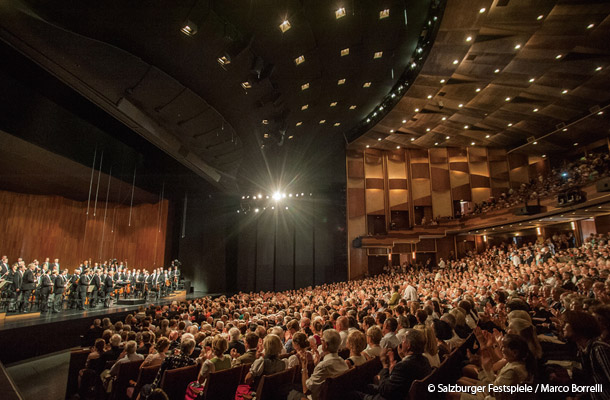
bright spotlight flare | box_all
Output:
[272,192,282,201]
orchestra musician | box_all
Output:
[90,269,102,308]
[53,269,68,313]
[0,255,9,277]
[39,269,53,313]
[8,263,20,312]
[20,263,36,313]
[78,269,91,310]
[69,269,80,309]
[103,270,114,307]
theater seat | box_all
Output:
[65,349,90,399]
[409,368,437,400]
[239,363,252,384]
[201,365,242,400]
[252,365,297,400]
[318,366,359,400]
[127,365,160,399]
[159,364,199,400]
[110,359,144,400]
[354,357,382,391]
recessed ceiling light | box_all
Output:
[508,123,513,126]
[427,95,433,99]
[319,120,326,124]
[410,137,415,141]
[514,44,521,50]
[446,136,450,140]
[402,119,407,123]
[475,88,481,92]
[562,128,568,132]
[486,134,490,138]
[479,8,486,13]
[337,78,346,85]
[349,105,357,110]
[505,97,511,101]
[301,104,308,110]
[334,122,341,126]
[379,9,390,19]
[471,141,476,145]
[533,141,538,145]
[335,8,346,19]
[330,101,337,107]
[217,56,230,66]
[529,78,535,83]
[537,15,544,21]
[378,138,382,141]
[494,68,500,73]
[434,142,439,146]
[442,117,447,121]
[279,20,291,33]
[390,129,395,133]
[458,104,463,108]
[363,82,372,88]
[301,83,309,90]
[341,48,350,56]
[561,89,568,94]
[414,108,419,112]
[573,142,578,146]
[596,66,603,71]
[533,108,539,112]
[464,125,469,129]
[373,51,383,59]
[587,23,595,29]
[263,133,270,139]
[366,119,370,123]
[542,154,546,158]
[262,119,269,125]
[294,55,305,65]
[466,36,472,42]
[296,121,302,126]
[366,145,370,148]
[598,111,604,115]
[396,146,401,149]
[241,81,252,89]
[453,59,459,65]
[555,54,562,59]
[440,79,446,83]
[180,22,197,36]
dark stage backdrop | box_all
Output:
[0,189,169,270]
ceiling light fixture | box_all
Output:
[446,136,450,140]
[542,154,546,158]
[341,48,350,56]
[453,59,459,65]
[529,78,535,83]
[555,54,562,59]
[466,36,472,42]
[294,55,305,65]
[380,9,390,19]
[434,142,438,146]
[596,66,603,71]
[440,79,446,83]
[330,101,337,107]
[533,141,538,145]
[442,117,447,121]
[363,82,372,88]
[334,122,341,126]
[288,135,294,139]
[180,22,197,36]
[505,97,511,101]
[508,123,513,126]
[464,125,469,129]
[335,7,346,19]
[458,103,464,108]
[378,138,382,141]
[301,83,309,90]
[561,89,568,94]
[396,146,401,149]
[296,121,302,126]
[533,108,539,112]
[427,95,433,99]
[471,141,476,145]
[319,120,326,124]
[301,104,308,110]
[587,23,595,29]
[402,119,407,123]
[475,88,481,92]
[349,105,357,110]
[426,128,431,132]
[279,20,291,33]
[338,78,346,85]
[410,137,415,141]
[494,68,500,73]
[366,145,370,148]
[479,8,486,13]
[374,51,383,59]
[217,56,230,66]
[486,134,490,138]
[390,129,395,133]
[573,142,578,146]
[537,15,544,21]
[241,81,252,89]
[514,44,521,49]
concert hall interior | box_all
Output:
[1,1,610,400]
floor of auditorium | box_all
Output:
[7,350,69,400]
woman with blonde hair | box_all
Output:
[345,330,367,367]
[198,335,232,384]
[245,334,286,388]
[415,309,440,367]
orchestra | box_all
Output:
[0,255,182,314]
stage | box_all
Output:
[0,291,219,364]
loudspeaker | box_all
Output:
[513,205,543,215]
[352,236,362,248]
[597,177,610,192]
[557,189,586,207]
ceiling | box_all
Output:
[350,0,610,156]
[0,0,435,194]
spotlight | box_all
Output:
[272,192,281,200]
[258,194,262,199]
[282,193,286,198]
[289,193,293,197]
[254,208,260,213]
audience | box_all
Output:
[70,231,610,400]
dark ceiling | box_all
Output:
[0,0,434,195]
[352,0,610,155]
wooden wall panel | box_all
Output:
[430,168,450,191]
[0,189,168,269]
[347,160,364,179]
[347,188,365,218]
[417,239,436,252]
[411,163,430,179]
[365,178,384,189]
[388,179,408,190]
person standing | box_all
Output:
[103,270,115,307]
[78,269,91,310]
[90,270,101,308]
[39,269,53,313]
[20,263,36,313]
[53,269,68,313]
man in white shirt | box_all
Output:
[438,258,446,269]
[402,280,418,303]
[290,329,348,400]
[379,317,401,350]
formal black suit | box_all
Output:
[78,273,90,309]
[10,270,22,312]
[90,274,101,307]
[351,353,432,400]
[53,274,67,312]
[39,273,53,312]
[0,262,8,277]
[103,275,114,307]
[19,269,36,312]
